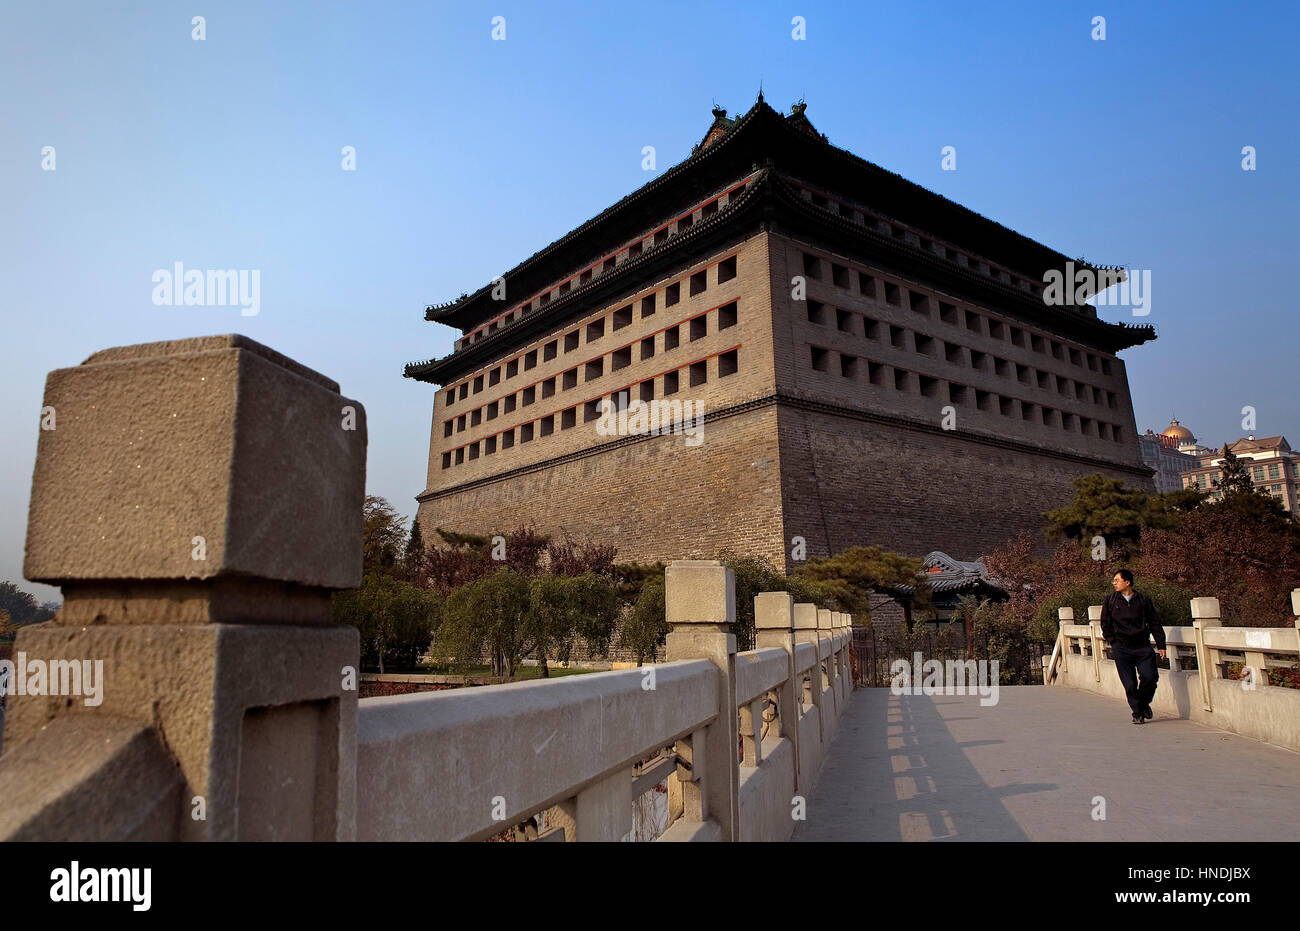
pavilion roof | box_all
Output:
[421,95,1117,333]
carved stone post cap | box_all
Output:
[1087,605,1103,622]
[792,603,819,630]
[1058,607,1075,621]
[754,591,794,630]
[1190,597,1221,621]
[665,560,735,628]
[24,335,366,624]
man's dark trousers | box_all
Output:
[1112,642,1159,716]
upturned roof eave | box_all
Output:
[767,176,1156,352]
[424,101,776,329]
[403,168,774,384]
[424,98,1120,333]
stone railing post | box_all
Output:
[816,608,837,726]
[847,614,856,688]
[664,560,739,841]
[842,613,852,702]
[1045,607,1072,683]
[0,335,365,841]
[828,612,840,692]
[833,613,847,702]
[1291,589,1300,681]
[1088,605,1104,683]
[793,603,822,736]
[755,592,801,789]
[1191,597,1222,711]
[1058,607,1073,643]
[816,609,832,691]
[828,612,841,709]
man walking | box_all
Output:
[1100,569,1166,724]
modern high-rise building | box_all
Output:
[404,97,1156,567]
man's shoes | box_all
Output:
[1131,713,1145,725]
[1142,705,1154,721]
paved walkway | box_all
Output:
[792,686,1300,841]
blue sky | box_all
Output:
[2,1,1296,600]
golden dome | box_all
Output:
[1161,419,1195,443]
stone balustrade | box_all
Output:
[0,336,853,842]
[1045,596,1300,751]
[356,561,854,842]
[0,335,367,841]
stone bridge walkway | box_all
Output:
[792,686,1300,841]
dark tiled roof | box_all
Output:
[419,96,1121,334]
[892,551,1009,599]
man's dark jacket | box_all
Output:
[1100,590,1166,649]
